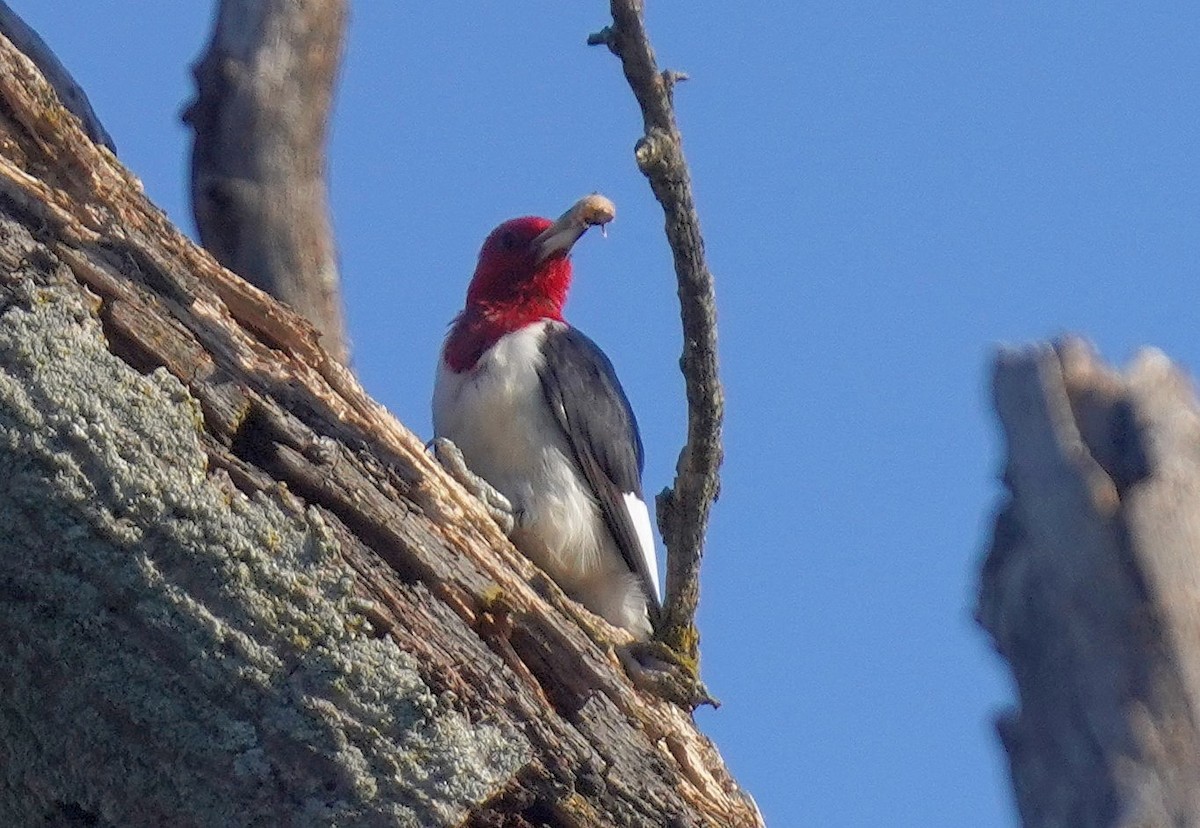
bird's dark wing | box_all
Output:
[538,324,661,614]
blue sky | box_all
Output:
[21,3,1200,825]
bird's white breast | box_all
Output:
[433,322,597,562]
[433,321,654,636]
[433,322,566,495]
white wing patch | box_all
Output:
[622,492,660,602]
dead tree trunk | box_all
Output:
[184,0,348,364]
[0,34,760,828]
[979,339,1200,827]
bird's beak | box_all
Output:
[533,194,617,264]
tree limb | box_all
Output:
[184,0,348,363]
[0,1,115,151]
[0,29,760,827]
[979,338,1200,826]
[589,1,724,686]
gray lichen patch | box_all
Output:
[0,272,528,826]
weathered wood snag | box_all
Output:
[184,0,348,364]
[0,33,760,828]
[979,339,1200,827]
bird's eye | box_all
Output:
[501,232,517,251]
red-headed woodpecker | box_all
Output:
[433,195,661,638]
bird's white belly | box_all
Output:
[433,324,613,588]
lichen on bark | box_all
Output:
[0,251,527,827]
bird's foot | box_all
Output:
[618,640,720,710]
[431,437,516,535]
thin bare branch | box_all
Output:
[590,2,724,683]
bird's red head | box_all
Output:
[445,195,615,372]
[465,216,572,320]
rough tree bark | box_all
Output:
[184,0,348,364]
[0,32,761,828]
[978,338,1200,827]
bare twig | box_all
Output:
[590,3,724,680]
[0,1,116,151]
[183,0,349,363]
